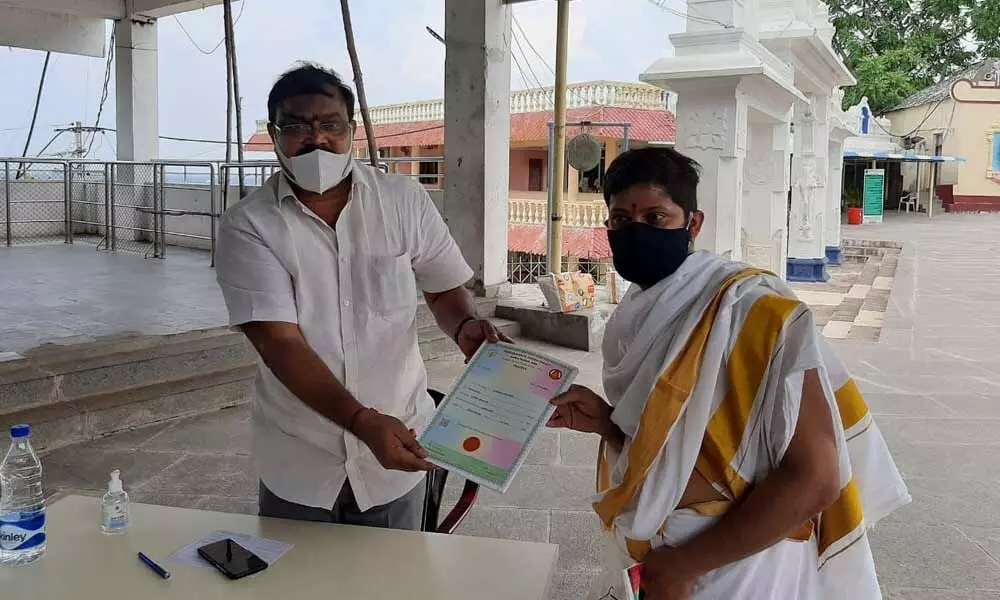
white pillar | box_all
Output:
[787,95,830,281]
[673,83,747,260]
[114,17,158,161]
[743,119,792,277]
[825,137,846,264]
[442,0,512,296]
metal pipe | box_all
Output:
[156,164,165,258]
[110,163,117,250]
[103,162,111,246]
[547,0,570,274]
[65,163,74,244]
[623,123,631,152]
[4,162,10,246]
[546,121,555,266]
[210,163,218,267]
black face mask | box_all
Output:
[607,222,691,289]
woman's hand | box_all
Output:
[547,385,614,436]
[643,546,701,600]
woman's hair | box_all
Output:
[603,147,702,216]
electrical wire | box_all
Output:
[645,0,732,29]
[173,0,247,56]
[510,50,533,91]
[511,24,546,88]
[872,98,946,139]
[85,29,115,157]
[509,15,586,107]
[512,15,555,76]
[17,52,51,179]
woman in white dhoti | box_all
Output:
[547,148,909,600]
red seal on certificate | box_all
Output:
[462,437,482,452]
[548,369,563,380]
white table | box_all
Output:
[1,495,558,599]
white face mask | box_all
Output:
[275,141,353,194]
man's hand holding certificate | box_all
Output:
[419,343,578,492]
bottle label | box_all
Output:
[103,501,128,529]
[0,509,46,551]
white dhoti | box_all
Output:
[587,252,909,600]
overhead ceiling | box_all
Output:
[0,0,223,57]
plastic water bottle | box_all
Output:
[0,424,46,565]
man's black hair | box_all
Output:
[602,147,701,216]
[267,62,356,124]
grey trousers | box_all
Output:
[258,479,426,531]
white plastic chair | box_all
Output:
[898,193,917,213]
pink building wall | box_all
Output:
[509,149,548,192]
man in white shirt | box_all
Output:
[215,63,508,530]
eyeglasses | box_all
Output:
[272,120,349,139]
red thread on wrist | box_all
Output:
[452,315,477,343]
[347,406,377,434]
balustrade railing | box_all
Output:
[367,81,668,125]
[508,196,607,228]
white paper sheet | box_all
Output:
[167,530,293,569]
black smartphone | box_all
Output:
[197,538,269,580]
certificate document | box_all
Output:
[419,342,578,492]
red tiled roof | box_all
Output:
[245,106,675,152]
[508,223,611,259]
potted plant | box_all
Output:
[844,186,863,225]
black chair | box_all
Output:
[421,389,480,534]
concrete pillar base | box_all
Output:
[825,245,843,266]
[786,257,830,282]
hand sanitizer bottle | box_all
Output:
[101,470,129,534]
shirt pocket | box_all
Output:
[358,253,418,317]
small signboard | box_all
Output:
[863,168,885,224]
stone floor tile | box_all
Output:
[822,320,852,339]
[796,290,845,306]
[549,568,602,600]
[137,454,258,499]
[475,465,594,511]
[874,276,895,291]
[43,446,185,492]
[549,510,604,572]
[855,310,886,327]
[883,478,1000,528]
[456,507,550,544]
[525,429,560,466]
[560,430,601,468]
[865,393,955,418]
[196,495,260,516]
[848,325,882,341]
[870,522,1000,589]
[140,404,251,455]
[888,589,1000,600]
[83,420,177,451]
[848,284,872,299]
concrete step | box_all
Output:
[0,327,257,416]
[418,318,521,361]
[414,297,498,330]
[0,364,257,453]
[0,301,509,452]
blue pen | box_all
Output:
[138,552,171,579]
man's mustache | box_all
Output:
[294,145,334,157]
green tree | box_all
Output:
[824,0,1000,114]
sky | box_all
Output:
[0,0,683,160]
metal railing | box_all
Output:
[1,158,221,265]
[2,155,611,281]
[1,158,71,247]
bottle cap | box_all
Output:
[109,469,124,493]
[10,424,30,438]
